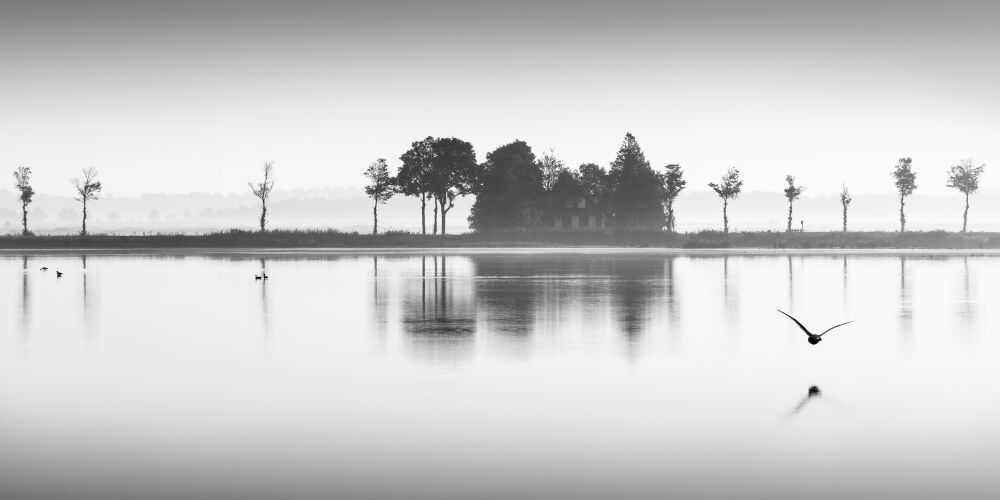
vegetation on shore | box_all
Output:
[1,229,998,250]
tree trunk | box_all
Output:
[259,201,267,232]
[440,198,448,235]
[21,201,28,236]
[722,199,729,234]
[372,200,378,235]
[433,202,438,235]
[963,192,969,232]
[842,203,848,232]
[81,199,88,236]
[787,200,793,232]
[899,194,905,232]
[420,194,427,235]
[666,201,675,233]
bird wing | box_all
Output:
[777,309,812,337]
[818,320,855,337]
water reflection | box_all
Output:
[400,254,476,365]
[787,385,823,416]
[82,255,98,340]
[899,256,913,346]
[260,258,271,343]
[20,256,29,343]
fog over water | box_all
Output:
[1,250,999,499]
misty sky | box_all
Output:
[2,0,999,196]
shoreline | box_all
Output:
[1,229,999,250]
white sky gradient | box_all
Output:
[2,0,999,196]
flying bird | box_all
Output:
[788,385,823,416]
[777,309,854,345]
[56,271,63,278]
[40,266,48,271]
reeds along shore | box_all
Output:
[0,229,998,249]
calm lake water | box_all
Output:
[1,249,999,499]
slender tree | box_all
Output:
[428,137,478,235]
[13,166,34,236]
[539,148,567,192]
[946,158,986,232]
[783,175,805,232]
[397,137,435,234]
[708,167,743,234]
[605,133,665,228]
[840,183,852,232]
[578,162,611,220]
[249,162,275,232]
[661,164,685,233]
[364,158,395,235]
[71,167,102,236]
[891,157,917,232]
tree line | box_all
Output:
[8,133,987,236]
[363,133,988,235]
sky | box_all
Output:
[2,0,999,196]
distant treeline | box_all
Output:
[8,133,988,238]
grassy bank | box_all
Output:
[1,229,999,249]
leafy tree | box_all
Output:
[783,175,805,232]
[578,162,611,219]
[946,158,986,232]
[469,140,543,230]
[396,137,436,234]
[840,183,852,232]
[891,157,917,232]
[605,133,665,228]
[249,161,275,232]
[539,149,568,191]
[708,167,743,233]
[13,166,34,236]
[364,158,395,235]
[661,164,685,233]
[71,167,102,236]
[429,137,478,235]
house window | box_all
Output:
[565,198,574,208]
[571,216,580,228]
[577,198,586,208]
[588,215,597,228]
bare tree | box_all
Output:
[364,158,395,235]
[783,175,805,232]
[13,166,34,236]
[539,148,567,191]
[708,167,743,234]
[249,162,275,232]
[661,164,685,233]
[891,157,916,232]
[71,167,102,236]
[946,158,986,232]
[840,183,852,232]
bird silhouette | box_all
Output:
[56,271,63,278]
[262,274,269,280]
[40,266,48,271]
[254,275,262,280]
[777,309,854,345]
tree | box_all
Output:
[71,167,102,236]
[396,137,436,234]
[605,133,665,228]
[840,183,852,232]
[364,158,395,235]
[13,166,34,236]
[661,164,685,233]
[428,137,477,235]
[468,140,543,230]
[891,157,917,232]
[708,167,743,234]
[578,162,611,219]
[946,158,986,232]
[783,175,805,232]
[249,161,275,232]
[539,149,568,191]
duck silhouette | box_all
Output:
[40,266,48,271]
[788,385,823,415]
[56,271,63,278]
[254,275,262,280]
[777,309,854,345]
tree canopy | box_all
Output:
[469,140,543,230]
[605,133,665,228]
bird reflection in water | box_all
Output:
[788,385,824,416]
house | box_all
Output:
[546,194,607,230]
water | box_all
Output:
[2,249,999,499]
